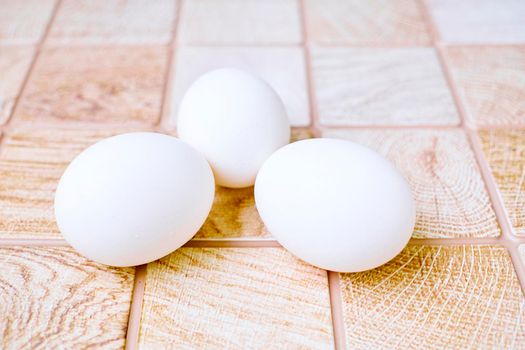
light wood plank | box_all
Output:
[324,129,500,238]
[0,246,134,348]
[311,48,459,126]
[479,130,525,235]
[340,245,525,349]
[139,248,334,349]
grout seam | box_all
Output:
[327,271,347,350]
[124,264,148,350]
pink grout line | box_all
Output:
[418,0,525,294]
[0,238,69,246]
[184,239,282,248]
[327,271,347,350]
[125,264,148,350]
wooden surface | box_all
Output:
[178,0,302,45]
[479,130,525,235]
[0,246,134,349]
[48,0,176,44]
[340,245,525,349]
[311,48,459,126]
[0,0,525,349]
[139,248,334,349]
[445,46,525,127]
[324,129,500,238]
[304,0,430,45]
[14,46,167,126]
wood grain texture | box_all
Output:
[139,248,333,349]
[168,46,309,127]
[48,0,176,44]
[445,46,525,127]
[0,46,34,124]
[427,0,525,44]
[479,130,525,235]
[0,0,56,44]
[340,245,525,349]
[304,0,430,45]
[0,246,134,349]
[178,0,302,44]
[324,129,500,238]
[194,129,311,240]
[311,48,459,126]
[0,127,141,239]
[13,46,167,125]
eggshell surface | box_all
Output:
[177,68,290,188]
[254,138,416,272]
[54,132,215,267]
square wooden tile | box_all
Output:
[340,245,525,349]
[445,46,525,127]
[479,130,525,235]
[0,0,56,44]
[323,129,500,238]
[0,46,34,124]
[427,0,525,44]
[178,0,302,44]
[48,0,176,44]
[139,248,333,348]
[0,127,141,239]
[0,246,134,348]
[13,46,167,125]
[168,47,309,127]
[194,129,312,240]
[311,48,459,126]
[304,0,430,45]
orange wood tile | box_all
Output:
[0,0,56,44]
[0,246,134,348]
[48,0,176,45]
[194,129,311,240]
[0,46,34,124]
[0,127,142,239]
[304,0,431,45]
[178,0,302,44]
[13,46,167,125]
[139,248,334,348]
[445,46,525,127]
[311,48,459,126]
[427,0,525,44]
[340,245,525,349]
[324,129,500,238]
[168,46,310,127]
[479,130,525,235]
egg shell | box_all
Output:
[254,138,416,272]
[177,68,290,188]
[54,132,215,267]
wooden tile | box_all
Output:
[0,46,34,124]
[427,0,525,44]
[304,0,430,45]
[0,0,56,44]
[324,129,500,238]
[0,127,141,239]
[139,248,333,348]
[340,245,525,349]
[479,130,525,235]
[0,246,134,348]
[194,129,311,240]
[13,46,167,125]
[445,46,525,127]
[311,48,459,126]
[178,0,302,44]
[168,47,309,127]
[48,0,176,44]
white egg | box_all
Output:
[54,132,215,267]
[177,68,290,188]
[255,138,416,272]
